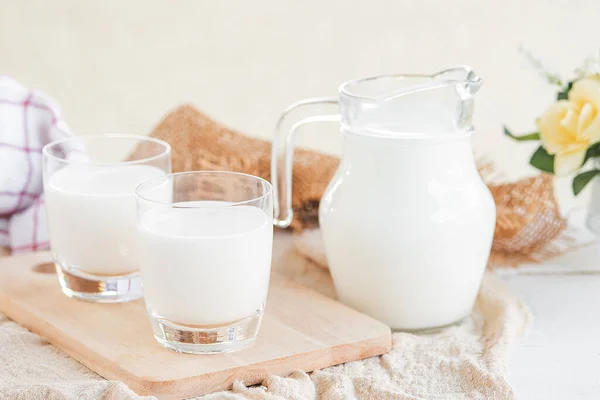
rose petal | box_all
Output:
[554,146,587,176]
[561,108,579,135]
[569,78,600,113]
[537,101,578,154]
[578,102,600,144]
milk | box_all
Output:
[271,67,492,331]
[45,164,165,275]
[138,203,273,326]
[319,133,495,330]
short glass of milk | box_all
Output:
[135,171,273,354]
[42,134,171,303]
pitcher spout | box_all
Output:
[337,65,482,136]
[378,65,481,103]
[433,65,482,96]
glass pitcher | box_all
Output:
[271,66,496,331]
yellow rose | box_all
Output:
[537,77,600,175]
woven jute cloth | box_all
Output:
[489,174,568,265]
[0,234,531,400]
[137,105,568,266]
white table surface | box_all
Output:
[502,210,600,399]
[506,273,600,399]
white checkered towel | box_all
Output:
[0,76,71,253]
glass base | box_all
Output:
[55,261,142,303]
[148,307,264,354]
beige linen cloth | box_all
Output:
[0,234,531,400]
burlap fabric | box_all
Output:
[139,104,568,266]
[489,174,568,265]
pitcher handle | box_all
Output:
[271,97,339,228]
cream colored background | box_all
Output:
[1,0,599,208]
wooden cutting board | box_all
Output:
[0,251,391,399]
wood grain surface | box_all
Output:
[0,249,391,399]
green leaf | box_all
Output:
[530,146,555,173]
[503,126,540,141]
[557,81,574,100]
[573,169,600,195]
[584,143,600,164]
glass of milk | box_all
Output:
[135,171,273,354]
[42,134,171,303]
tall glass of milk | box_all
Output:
[135,171,273,354]
[42,134,171,303]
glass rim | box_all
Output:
[135,170,273,208]
[42,133,171,166]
